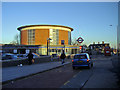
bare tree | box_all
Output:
[71,38,78,45]
[9,34,20,45]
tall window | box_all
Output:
[68,31,71,45]
[49,29,59,45]
[28,29,35,45]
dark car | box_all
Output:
[2,53,18,60]
[72,53,93,69]
[25,53,40,59]
[52,54,58,57]
[51,54,59,60]
[17,54,27,59]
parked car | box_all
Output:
[17,54,27,59]
[32,53,40,58]
[72,53,93,69]
[51,54,59,60]
[25,53,40,59]
[2,53,18,60]
[52,54,59,57]
[66,54,71,59]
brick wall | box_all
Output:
[21,30,28,45]
[59,30,68,45]
[35,29,49,45]
[20,29,69,45]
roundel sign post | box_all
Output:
[77,37,84,43]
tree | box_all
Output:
[9,34,20,45]
[71,38,78,45]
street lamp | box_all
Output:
[47,38,52,56]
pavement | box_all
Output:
[111,55,120,87]
[2,59,71,84]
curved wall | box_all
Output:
[18,25,73,45]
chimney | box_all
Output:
[102,41,104,44]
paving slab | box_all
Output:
[2,61,70,84]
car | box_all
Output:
[2,53,18,60]
[32,53,40,58]
[52,54,59,57]
[66,54,71,59]
[51,54,59,60]
[72,53,93,69]
[17,54,27,59]
[25,53,40,59]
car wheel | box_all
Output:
[88,64,91,69]
[72,66,75,69]
[91,63,93,67]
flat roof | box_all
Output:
[17,24,73,31]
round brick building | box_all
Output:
[17,25,73,45]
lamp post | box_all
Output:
[47,38,52,56]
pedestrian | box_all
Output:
[60,50,66,64]
[27,51,33,65]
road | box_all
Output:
[2,55,119,88]
[83,56,118,88]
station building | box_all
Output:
[17,25,73,45]
[17,25,80,55]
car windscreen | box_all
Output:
[6,55,12,59]
[17,55,23,57]
[74,55,87,59]
[52,54,57,57]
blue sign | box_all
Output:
[77,37,84,43]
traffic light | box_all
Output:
[79,46,82,50]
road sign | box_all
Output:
[77,37,84,43]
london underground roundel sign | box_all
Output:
[77,37,84,43]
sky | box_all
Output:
[2,2,118,48]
